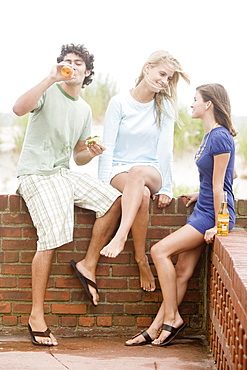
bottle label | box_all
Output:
[217,214,229,236]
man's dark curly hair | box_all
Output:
[57,44,94,88]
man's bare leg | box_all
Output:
[75,197,121,305]
[29,249,58,346]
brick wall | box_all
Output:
[0,194,205,337]
[208,228,247,369]
[0,195,246,341]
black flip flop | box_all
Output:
[28,323,53,347]
[151,322,187,347]
[125,330,153,346]
[70,260,98,307]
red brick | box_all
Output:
[97,278,127,290]
[0,277,16,288]
[125,304,159,315]
[137,316,153,327]
[79,317,95,327]
[20,198,28,212]
[129,278,142,290]
[147,228,170,240]
[97,316,112,327]
[59,241,74,250]
[151,215,187,226]
[55,277,82,288]
[76,213,96,225]
[177,197,190,214]
[112,265,139,277]
[44,291,70,301]
[2,239,36,250]
[52,304,86,314]
[9,195,21,212]
[184,290,202,302]
[94,265,110,277]
[113,316,135,326]
[99,253,130,264]
[18,278,32,288]
[20,251,36,263]
[3,213,32,224]
[3,251,19,263]
[0,290,31,301]
[0,227,21,237]
[106,292,142,302]
[0,194,8,211]
[87,304,124,315]
[2,264,31,275]
[2,316,18,326]
[51,265,71,275]
[61,316,77,326]
[13,303,32,313]
[57,252,82,263]
[22,227,37,238]
[73,227,92,238]
[0,302,12,313]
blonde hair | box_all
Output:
[135,50,190,125]
[197,83,237,137]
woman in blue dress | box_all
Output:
[125,83,237,346]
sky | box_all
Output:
[1,0,247,117]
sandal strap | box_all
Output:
[162,324,176,334]
[141,331,152,343]
[31,328,51,337]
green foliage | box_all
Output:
[172,182,199,197]
[236,125,247,163]
[13,114,29,152]
[174,107,204,155]
[81,73,119,122]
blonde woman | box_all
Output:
[125,83,237,346]
[98,51,189,291]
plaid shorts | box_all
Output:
[17,168,121,251]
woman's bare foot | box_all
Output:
[151,318,184,345]
[125,328,157,346]
[136,255,156,291]
[100,237,126,258]
[29,316,58,346]
[76,261,99,306]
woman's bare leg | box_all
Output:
[151,225,205,344]
[125,241,205,345]
[131,186,155,291]
[100,166,161,258]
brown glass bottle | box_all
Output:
[217,191,229,236]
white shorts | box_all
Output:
[17,168,121,251]
[110,163,162,182]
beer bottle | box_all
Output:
[217,190,229,236]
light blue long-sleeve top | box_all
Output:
[98,91,174,198]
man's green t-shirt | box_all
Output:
[17,84,92,176]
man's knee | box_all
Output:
[109,196,121,217]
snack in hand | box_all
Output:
[85,136,101,145]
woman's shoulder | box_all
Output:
[210,126,235,152]
[110,91,131,103]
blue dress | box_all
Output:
[187,126,235,234]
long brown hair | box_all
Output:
[197,83,237,137]
[135,50,190,125]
